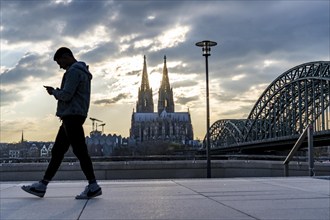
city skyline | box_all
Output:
[1,0,329,142]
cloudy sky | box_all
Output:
[1,0,329,143]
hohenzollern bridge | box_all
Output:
[205,61,330,153]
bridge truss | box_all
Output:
[207,61,330,150]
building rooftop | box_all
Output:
[1,177,329,220]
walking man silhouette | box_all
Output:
[22,47,102,199]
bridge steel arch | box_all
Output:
[207,61,330,149]
[208,119,247,148]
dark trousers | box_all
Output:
[43,115,96,181]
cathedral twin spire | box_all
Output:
[141,55,150,91]
[158,56,174,113]
[136,55,154,113]
[136,55,175,114]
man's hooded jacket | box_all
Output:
[52,61,92,118]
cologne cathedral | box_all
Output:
[130,56,194,143]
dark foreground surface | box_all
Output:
[1,177,329,220]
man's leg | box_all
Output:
[22,124,70,197]
[62,116,96,181]
[62,115,102,199]
[43,124,71,181]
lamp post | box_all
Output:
[195,40,217,178]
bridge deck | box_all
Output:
[1,177,329,220]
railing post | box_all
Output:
[307,124,314,176]
[284,163,289,177]
[283,125,309,177]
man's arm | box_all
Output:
[52,70,81,101]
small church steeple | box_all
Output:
[20,130,25,143]
[136,55,154,113]
[158,55,174,114]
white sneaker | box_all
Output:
[21,182,47,198]
[75,183,102,199]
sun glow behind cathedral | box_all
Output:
[130,55,194,144]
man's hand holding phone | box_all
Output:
[44,85,55,95]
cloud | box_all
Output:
[94,93,131,106]
[0,52,56,109]
[79,41,118,64]
[221,105,253,118]
[1,1,113,43]
[0,52,53,86]
[176,95,199,105]
[110,1,187,37]
[125,70,141,76]
[0,88,24,106]
[172,80,198,88]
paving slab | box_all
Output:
[0,177,329,220]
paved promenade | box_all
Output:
[1,177,329,220]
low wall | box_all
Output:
[1,160,329,181]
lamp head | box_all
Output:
[195,40,217,56]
